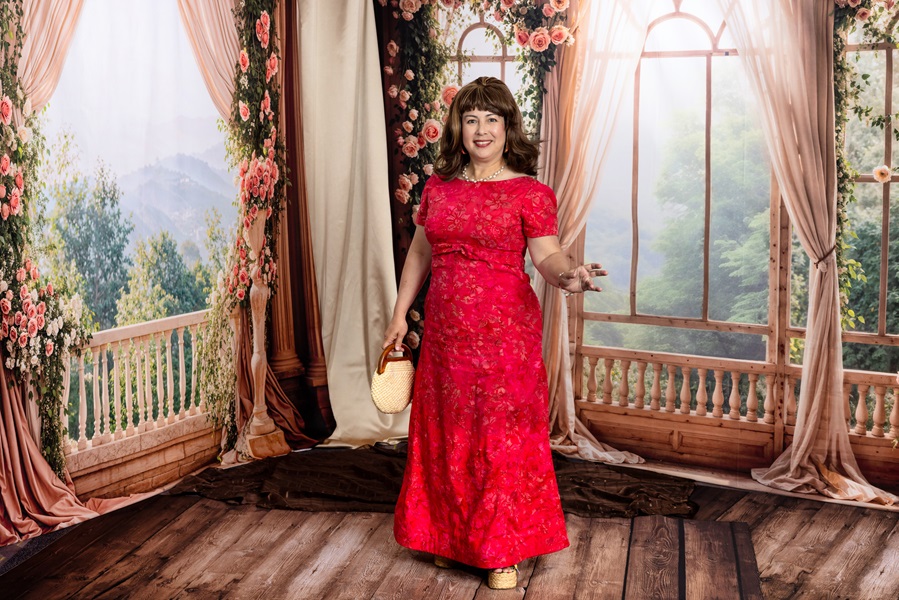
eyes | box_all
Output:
[464,116,501,125]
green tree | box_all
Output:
[116,231,207,326]
[44,132,133,330]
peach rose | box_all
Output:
[550,0,570,10]
[15,269,24,283]
[19,285,28,300]
[500,0,515,9]
[239,101,250,121]
[0,185,6,198]
[873,165,892,183]
[37,301,45,315]
[239,49,250,73]
[409,172,419,185]
[236,288,246,301]
[8,326,16,342]
[36,314,44,330]
[394,188,411,204]
[261,90,271,113]
[402,136,420,158]
[261,31,270,49]
[15,170,23,191]
[0,154,10,176]
[417,132,427,148]
[408,108,419,120]
[440,84,459,107]
[0,298,9,315]
[399,0,421,14]
[256,19,266,41]
[493,10,503,21]
[543,4,556,17]
[0,96,11,126]
[45,283,53,295]
[387,40,399,57]
[9,188,19,214]
[0,203,7,221]
[404,69,415,81]
[399,174,413,191]
[268,53,278,76]
[384,66,394,76]
[402,11,413,21]
[45,341,54,356]
[514,26,530,48]
[388,85,399,98]
[422,118,443,143]
[423,164,434,175]
[18,332,27,347]
[530,27,551,52]
[26,305,36,321]
[550,25,569,45]
[856,7,871,20]
[27,318,37,337]
[400,90,412,102]
[29,266,38,281]
[402,121,414,133]
[260,11,270,30]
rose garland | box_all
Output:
[200,0,285,449]
[0,0,91,478]
[833,0,896,330]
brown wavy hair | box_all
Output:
[434,77,539,180]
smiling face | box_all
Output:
[461,110,506,168]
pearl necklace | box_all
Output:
[462,163,505,183]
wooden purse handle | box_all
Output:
[377,344,413,375]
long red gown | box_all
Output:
[394,174,570,569]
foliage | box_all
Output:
[115,232,207,326]
[200,0,286,451]
[43,133,133,330]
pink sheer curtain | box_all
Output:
[176,0,238,120]
[719,0,895,504]
[537,0,652,463]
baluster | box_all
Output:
[729,372,741,420]
[618,360,630,407]
[77,353,87,450]
[679,367,691,414]
[890,386,899,439]
[113,342,123,439]
[189,324,199,415]
[178,327,187,419]
[143,337,156,430]
[746,373,759,422]
[696,368,708,416]
[136,339,146,432]
[100,347,111,442]
[602,359,613,404]
[712,370,725,418]
[91,349,102,445]
[125,340,135,436]
[855,384,870,435]
[634,362,646,409]
[763,374,775,424]
[586,356,599,402]
[195,324,204,413]
[650,363,662,411]
[61,355,72,453]
[872,385,886,438]
[785,376,796,426]
[843,382,852,428]
[665,365,677,412]
[165,330,175,424]
[155,333,165,427]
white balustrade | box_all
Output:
[62,310,208,452]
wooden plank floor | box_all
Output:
[2,484,898,599]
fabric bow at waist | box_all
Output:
[430,242,524,269]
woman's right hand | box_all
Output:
[383,316,409,351]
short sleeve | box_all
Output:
[521,181,559,238]
[414,176,435,227]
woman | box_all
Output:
[383,77,604,590]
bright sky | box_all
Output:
[43,0,224,176]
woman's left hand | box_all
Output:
[559,263,607,295]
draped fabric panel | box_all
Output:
[298,0,406,446]
[16,0,84,122]
[719,0,895,504]
[176,0,238,121]
[536,0,652,464]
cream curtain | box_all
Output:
[719,0,895,504]
[176,0,238,120]
[297,0,406,445]
[537,0,653,464]
[16,0,84,122]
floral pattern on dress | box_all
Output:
[394,175,570,569]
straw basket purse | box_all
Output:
[370,344,415,414]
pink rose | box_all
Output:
[400,90,411,102]
[37,301,45,315]
[387,40,399,57]
[493,10,503,22]
[29,266,38,280]
[45,283,53,295]
[0,203,7,221]
[8,326,16,342]
[18,332,26,347]
[45,341,54,356]
[261,31,270,49]
[256,19,266,41]
[422,118,443,143]
[239,101,250,121]
[402,120,414,133]
[440,84,459,107]
[0,322,6,338]
[500,0,514,9]
[530,27,551,52]
[19,285,28,300]
[387,85,399,98]
[26,305,36,320]
[543,4,556,17]
[27,318,37,337]
[261,90,271,113]
[236,288,246,301]
[550,0,570,10]
[36,314,44,330]
[404,69,415,81]
[384,66,394,76]
[0,184,6,198]
[268,53,278,76]
[423,164,434,175]
[409,173,419,185]
[260,11,270,30]
[398,174,413,191]
[9,188,20,215]
[402,11,413,21]
[15,268,25,283]
[239,269,249,285]
[266,206,273,219]
[402,136,420,158]
[417,133,427,148]
[0,298,9,315]
[0,154,10,176]
[394,188,410,204]
[856,7,871,20]
[399,0,421,14]
[239,49,250,73]
[515,26,531,48]
[15,170,23,191]
[0,96,11,126]
[408,108,418,120]
[550,25,569,45]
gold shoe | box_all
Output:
[487,565,518,589]
[434,555,453,569]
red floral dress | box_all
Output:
[394,175,570,569]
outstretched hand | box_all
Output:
[559,263,607,296]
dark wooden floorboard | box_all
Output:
[3,482,899,599]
